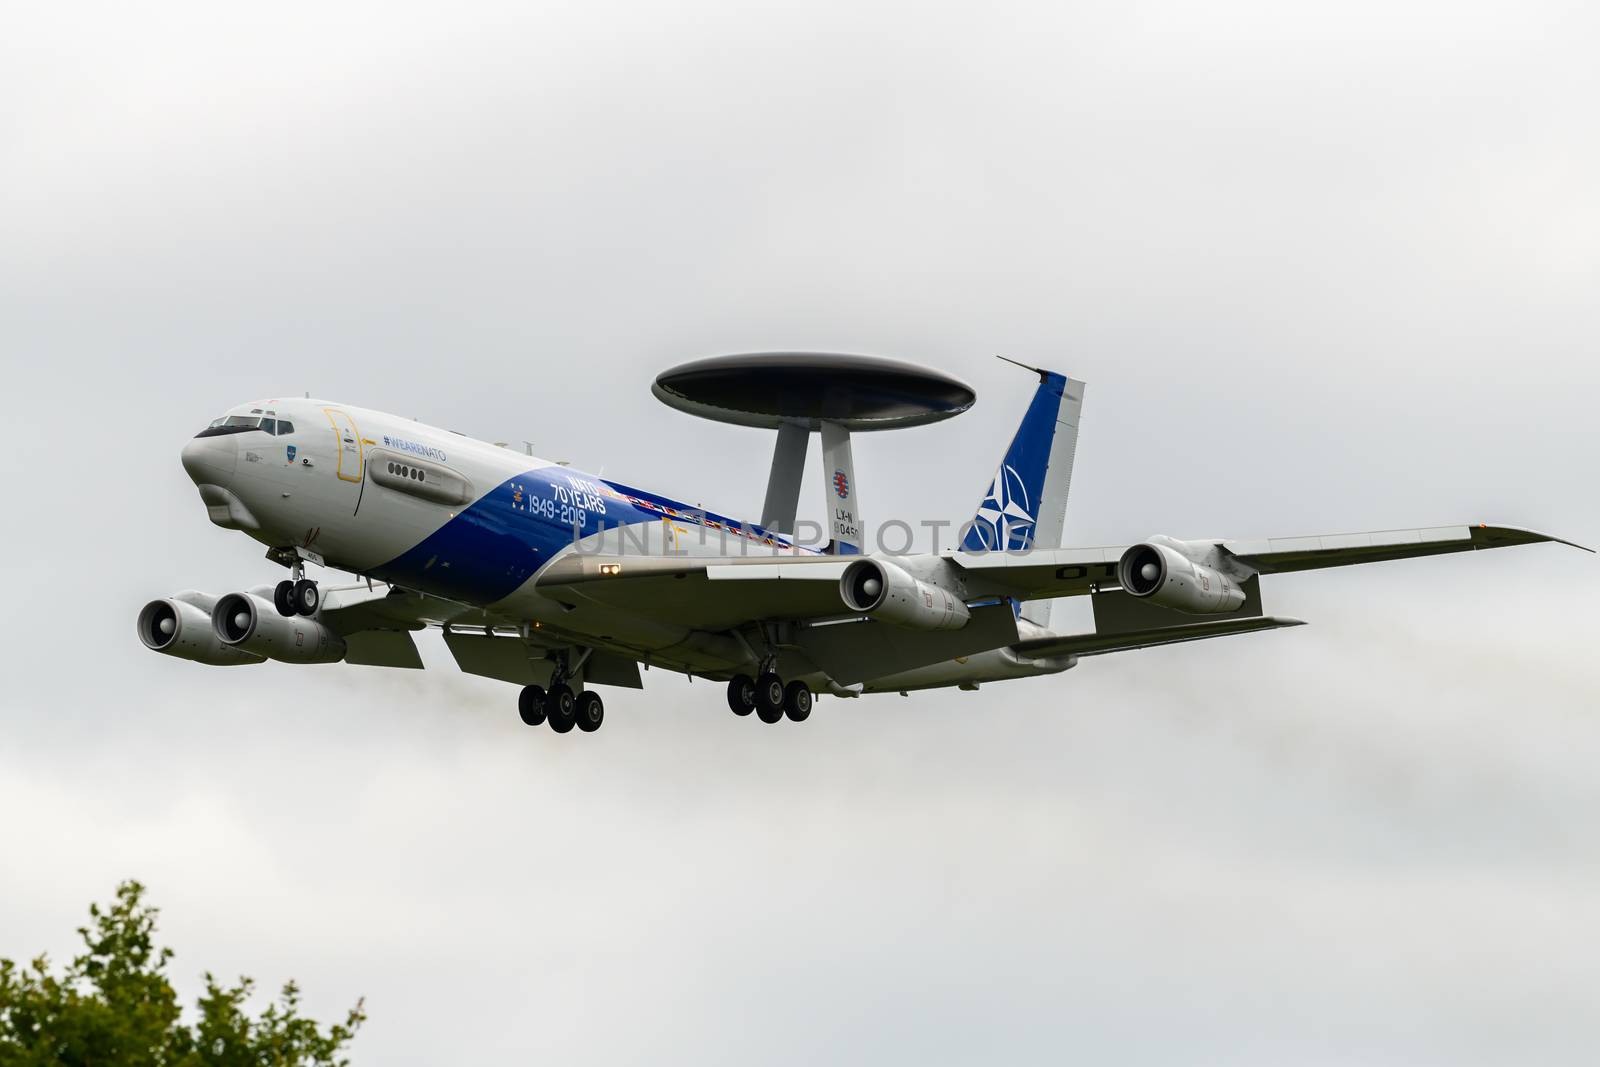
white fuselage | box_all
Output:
[179,397,1073,692]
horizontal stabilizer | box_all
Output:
[796,603,1020,685]
[1014,615,1306,659]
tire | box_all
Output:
[575,690,604,733]
[726,674,756,716]
[273,580,295,617]
[547,684,576,733]
[293,579,319,616]
[518,685,547,726]
[755,672,785,724]
[783,681,812,722]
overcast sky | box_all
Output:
[3,2,1598,1063]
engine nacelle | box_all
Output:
[1117,541,1247,614]
[137,594,264,666]
[840,558,971,631]
[212,592,347,664]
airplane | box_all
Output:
[139,359,1589,734]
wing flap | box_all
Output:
[535,552,850,631]
[444,630,555,687]
[319,583,505,632]
[342,630,425,669]
[1015,616,1305,658]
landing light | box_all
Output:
[599,563,622,576]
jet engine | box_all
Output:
[137,594,264,666]
[211,592,347,664]
[840,558,971,630]
[1117,540,1247,614]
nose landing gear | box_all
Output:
[292,579,319,615]
[273,558,320,617]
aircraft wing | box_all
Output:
[955,523,1590,602]
[328,523,1584,645]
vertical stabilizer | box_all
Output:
[961,364,1085,626]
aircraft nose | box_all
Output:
[181,435,236,485]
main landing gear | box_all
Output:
[517,654,604,734]
[726,672,812,724]
[273,560,319,618]
[519,684,605,734]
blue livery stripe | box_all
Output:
[374,466,804,605]
[962,372,1070,552]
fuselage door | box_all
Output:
[322,408,364,483]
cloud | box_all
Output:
[1,1,1597,1063]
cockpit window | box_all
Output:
[194,414,266,438]
[193,411,297,438]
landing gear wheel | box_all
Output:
[518,685,547,726]
[273,580,296,617]
[783,681,813,722]
[575,691,604,732]
[292,579,320,616]
[727,674,756,716]
[755,672,785,724]
[546,684,576,733]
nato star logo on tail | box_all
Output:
[971,463,1035,550]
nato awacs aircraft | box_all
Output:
[140,353,1587,734]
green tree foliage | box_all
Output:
[0,882,364,1066]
